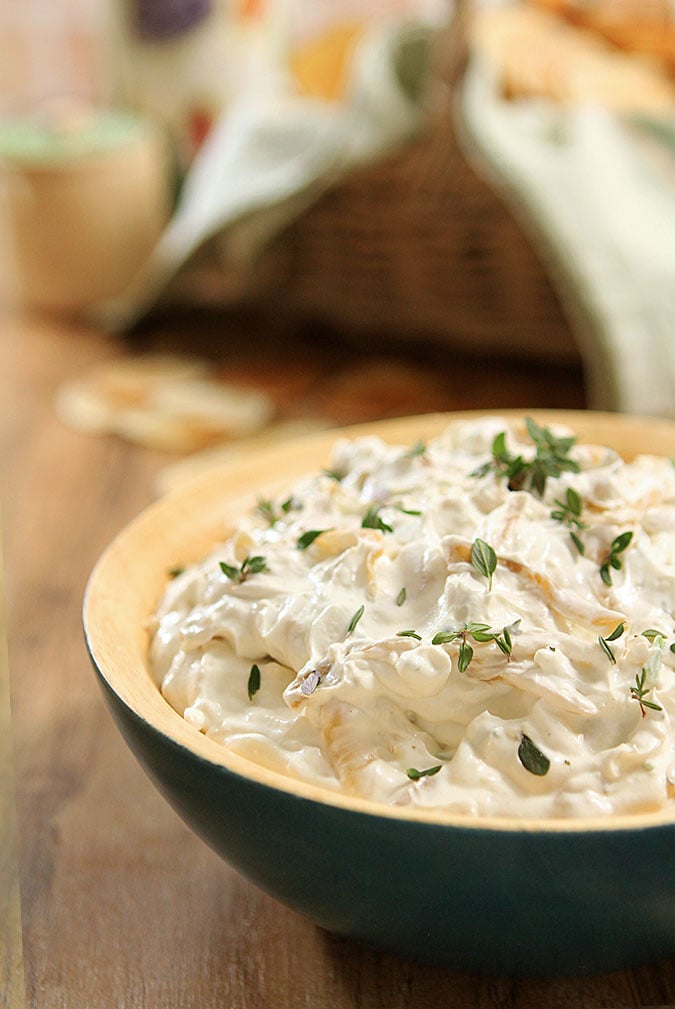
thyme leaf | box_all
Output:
[296,528,331,551]
[598,622,625,664]
[406,440,427,459]
[257,495,299,525]
[397,629,422,640]
[242,555,269,577]
[471,538,497,590]
[256,498,279,526]
[347,605,365,634]
[323,468,346,482]
[606,622,625,641]
[362,505,393,534]
[406,764,442,780]
[396,587,407,607]
[494,625,514,656]
[431,630,460,645]
[518,734,551,776]
[458,639,474,673]
[641,628,666,643]
[247,663,261,701]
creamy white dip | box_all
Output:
[149,417,675,819]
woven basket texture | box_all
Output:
[251,6,581,364]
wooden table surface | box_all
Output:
[3,294,675,1009]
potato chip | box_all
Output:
[55,353,275,453]
[472,4,675,112]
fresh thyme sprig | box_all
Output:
[362,505,393,533]
[630,668,663,717]
[551,487,587,554]
[432,621,513,672]
[472,417,580,496]
[219,554,269,582]
[598,622,625,664]
[397,629,422,640]
[600,531,633,586]
[257,495,297,526]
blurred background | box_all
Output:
[2,0,675,460]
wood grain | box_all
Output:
[3,301,674,1008]
[0,534,25,1009]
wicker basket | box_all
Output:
[251,4,581,365]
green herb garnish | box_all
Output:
[296,528,331,551]
[600,531,633,586]
[219,554,269,582]
[471,538,497,590]
[362,505,393,534]
[347,605,365,634]
[551,486,587,554]
[432,621,513,670]
[493,624,514,656]
[641,628,675,655]
[642,628,666,643]
[472,417,580,496]
[406,440,427,459]
[396,505,422,516]
[630,669,663,717]
[256,498,279,526]
[396,587,407,607]
[247,663,261,701]
[257,495,298,525]
[167,565,185,579]
[518,734,551,776]
[433,623,481,672]
[323,468,346,482]
[598,622,625,664]
[397,629,422,640]
[406,764,442,780]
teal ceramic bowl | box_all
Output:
[83,411,675,977]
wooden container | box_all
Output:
[0,109,172,315]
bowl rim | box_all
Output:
[83,408,675,835]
